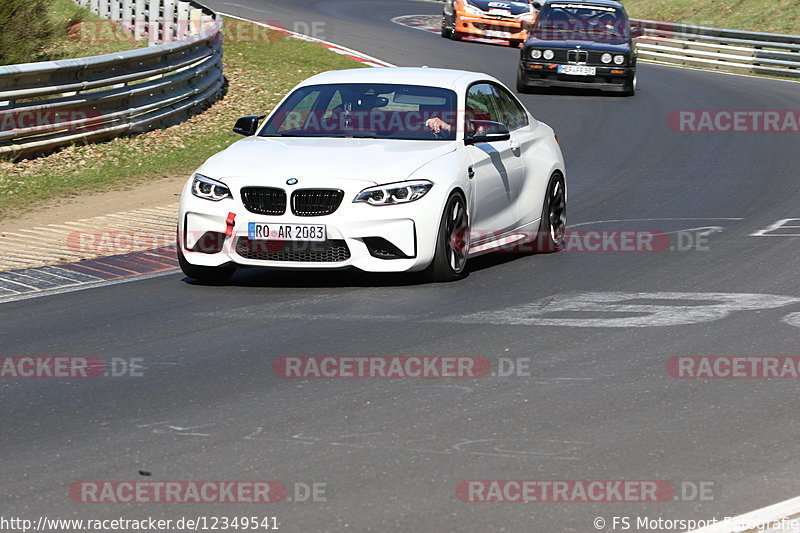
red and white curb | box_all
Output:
[220,12,396,68]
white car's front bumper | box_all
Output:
[178,178,446,273]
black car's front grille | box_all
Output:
[235,237,351,262]
[241,187,286,215]
[567,50,589,64]
[291,189,344,217]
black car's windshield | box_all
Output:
[532,3,629,41]
[260,83,458,141]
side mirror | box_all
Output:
[630,25,644,38]
[465,120,511,145]
[233,115,266,136]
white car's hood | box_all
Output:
[201,137,458,185]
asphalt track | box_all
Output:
[3,1,800,531]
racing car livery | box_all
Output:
[442,0,538,47]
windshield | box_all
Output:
[465,0,533,16]
[260,83,458,141]
[532,3,629,41]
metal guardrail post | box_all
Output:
[121,0,133,35]
[147,0,162,45]
[163,0,176,42]
[189,8,203,36]
[98,0,110,19]
[134,0,147,40]
[177,1,191,39]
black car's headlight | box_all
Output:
[530,49,543,59]
[354,180,433,206]
[614,54,626,65]
[191,174,232,201]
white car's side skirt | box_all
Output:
[468,220,540,256]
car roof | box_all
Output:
[297,67,500,92]
[542,0,625,9]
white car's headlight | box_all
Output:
[614,54,625,64]
[464,3,483,15]
[601,53,612,64]
[354,180,433,206]
[191,174,232,201]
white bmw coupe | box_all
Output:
[178,67,566,282]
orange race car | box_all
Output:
[441,0,538,47]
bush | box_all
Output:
[0,0,57,65]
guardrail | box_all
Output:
[634,19,800,79]
[0,0,224,158]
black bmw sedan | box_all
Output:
[517,0,642,95]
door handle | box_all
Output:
[468,166,475,179]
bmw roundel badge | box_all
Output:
[286,178,299,185]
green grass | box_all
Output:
[0,17,365,219]
[0,0,143,65]
[47,0,146,59]
[624,0,800,35]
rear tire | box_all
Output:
[532,172,566,253]
[423,192,469,282]
[177,242,236,283]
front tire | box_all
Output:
[622,71,636,96]
[516,66,532,94]
[450,17,463,40]
[177,243,236,283]
[423,192,469,282]
[532,172,566,252]
[441,18,453,38]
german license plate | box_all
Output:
[486,29,509,38]
[248,223,326,241]
[558,65,596,76]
